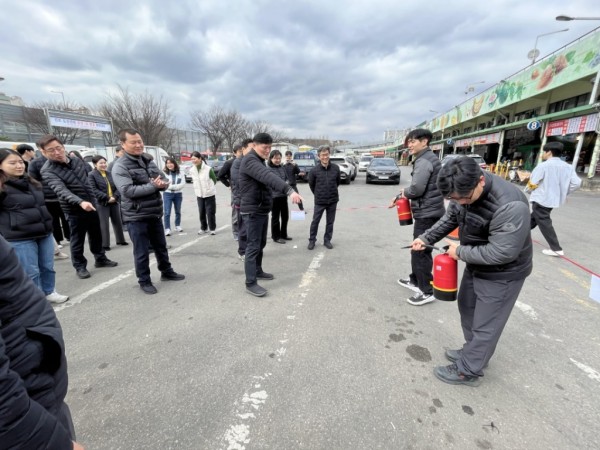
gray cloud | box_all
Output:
[1,0,598,142]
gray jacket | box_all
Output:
[403,148,445,219]
[419,172,532,281]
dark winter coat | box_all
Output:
[403,148,445,220]
[239,150,293,214]
[218,157,235,187]
[230,156,242,206]
[40,156,96,215]
[28,155,59,202]
[0,236,72,449]
[111,152,167,223]
[308,162,340,205]
[0,177,53,240]
[284,162,300,187]
[267,163,289,198]
[420,172,533,281]
[87,169,121,206]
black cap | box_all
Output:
[253,133,273,144]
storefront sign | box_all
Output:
[546,113,600,136]
[456,132,501,148]
[527,120,541,131]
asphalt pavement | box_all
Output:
[55,167,600,450]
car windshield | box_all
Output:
[297,160,315,167]
[360,156,373,162]
[370,159,396,167]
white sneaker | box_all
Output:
[176,226,183,232]
[198,229,207,235]
[542,249,564,257]
[210,230,216,235]
[57,244,63,249]
[406,292,435,306]
[165,228,171,236]
[54,252,69,260]
[46,291,69,304]
[397,278,421,293]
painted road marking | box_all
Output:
[515,301,538,321]
[222,252,325,450]
[570,358,600,383]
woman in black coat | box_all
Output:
[87,155,127,250]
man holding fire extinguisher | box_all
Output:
[412,156,532,387]
[390,129,445,306]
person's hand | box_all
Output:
[444,239,460,260]
[80,201,96,212]
[73,441,85,450]
[410,238,427,251]
[290,192,304,204]
[151,176,169,189]
[388,190,404,208]
[108,196,116,203]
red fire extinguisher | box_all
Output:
[396,196,413,226]
[432,247,457,301]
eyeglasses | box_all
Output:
[447,189,475,202]
[44,146,65,153]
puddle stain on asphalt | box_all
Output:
[389,333,406,342]
[406,344,432,362]
[462,405,475,416]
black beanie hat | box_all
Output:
[253,133,273,144]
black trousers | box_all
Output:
[271,197,290,240]
[66,210,106,270]
[309,202,337,243]
[127,217,173,285]
[244,213,268,286]
[197,195,216,232]
[46,200,70,242]
[409,217,440,295]
[236,207,247,256]
[457,268,526,376]
[530,202,561,251]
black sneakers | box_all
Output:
[160,271,185,281]
[406,292,434,306]
[323,241,333,249]
[445,349,462,363]
[434,363,481,387]
[94,259,118,268]
[397,278,420,293]
[307,242,315,250]
[256,272,274,280]
[76,268,91,279]
[246,284,267,297]
[140,283,158,295]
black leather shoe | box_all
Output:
[76,268,91,279]
[160,271,185,281]
[324,241,333,249]
[246,283,267,297]
[307,242,315,250]
[256,272,274,280]
[103,246,111,251]
[117,242,129,246]
[273,239,286,244]
[283,237,293,240]
[140,283,158,295]
[95,259,118,268]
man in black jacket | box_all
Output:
[239,133,303,297]
[284,150,304,211]
[392,128,445,306]
[231,139,253,260]
[112,129,185,295]
[412,156,532,386]
[39,135,117,279]
[308,145,340,250]
[0,235,83,449]
[218,144,243,240]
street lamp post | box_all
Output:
[50,90,66,108]
[528,28,569,65]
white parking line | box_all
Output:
[54,226,229,312]
[222,252,325,450]
[570,358,600,383]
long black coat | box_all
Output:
[0,236,72,448]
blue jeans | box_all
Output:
[163,192,183,229]
[10,233,56,295]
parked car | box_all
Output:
[358,154,374,171]
[345,156,358,179]
[441,153,487,170]
[180,162,194,183]
[207,159,224,176]
[295,158,317,182]
[329,156,354,184]
[365,158,400,184]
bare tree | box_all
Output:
[220,110,250,153]
[98,85,174,147]
[189,105,227,156]
[245,119,287,142]
[22,100,85,144]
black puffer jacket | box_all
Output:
[230,156,242,206]
[218,157,235,187]
[112,152,166,223]
[0,177,53,240]
[284,162,300,187]
[239,150,292,214]
[268,163,289,198]
[308,162,340,205]
[28,155,59,202]
[420,172,533,281]
[87,169,121,206]
[41,156,96,214]
[0,236,72,449]
[403,148,445,219]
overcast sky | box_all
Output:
[1,0,599,143]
